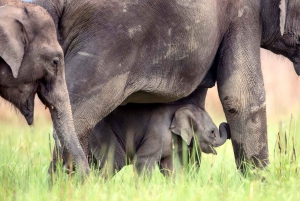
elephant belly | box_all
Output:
[63,0,230,104]
[118,2,224,103]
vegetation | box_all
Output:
[0,110,299,201]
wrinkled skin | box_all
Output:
[33,0,300,172]
[89,100,229,176]
[0,0,89,175]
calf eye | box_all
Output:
[51,57,60,67]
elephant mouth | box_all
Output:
[25,112,33,125]
[209,144,217,155]
[20,98,35,125]
[37,91,56,112]
[22,111,34,125]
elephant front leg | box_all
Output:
[217,11,269,173]
[159,156,174,176]
[69,73,139,156]
[135,136,163,176]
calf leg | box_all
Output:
[135,136,163,175]
[159,156,174,176]
[89,122,126,177]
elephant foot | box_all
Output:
[231,139,269,176]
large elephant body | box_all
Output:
[0,0,89,175]
[33,0,300,171]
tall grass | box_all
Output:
[0,114,299,201]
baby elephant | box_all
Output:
[89,103,230,176]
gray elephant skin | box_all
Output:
[32,0,300,172]
[89,101,229,175]
[0,0,89,175]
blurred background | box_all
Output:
[1,49,300,127]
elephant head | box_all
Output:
[0,4,89,174]
[262,0,300,75]
[170,106,230,155]
[0,4,64,124]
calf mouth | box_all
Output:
[209,144,217,155]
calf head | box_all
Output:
[170,106,230,154]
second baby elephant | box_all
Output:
[89,103,230,175]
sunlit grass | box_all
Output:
[0,113,299,201]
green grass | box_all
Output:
[0,114,299,201]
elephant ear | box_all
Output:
[0,5,29,78]
[279,0,287,35]
[170,107,196,145]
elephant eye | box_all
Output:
[51,57,60,67]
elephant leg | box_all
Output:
[159,156,174,176]
[135,136,163,175]
[135,155,160,176]
[97,143,126,178]
[69,74,139,157]
[89,124,126,177]
[217,8,269,172]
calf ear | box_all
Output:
[170,107,195,145]
[0,5,28,78]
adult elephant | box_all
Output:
[33,0,300,172]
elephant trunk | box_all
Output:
[38,72,89,176]
[214,123,231,147]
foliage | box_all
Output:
[0,115,299,201]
